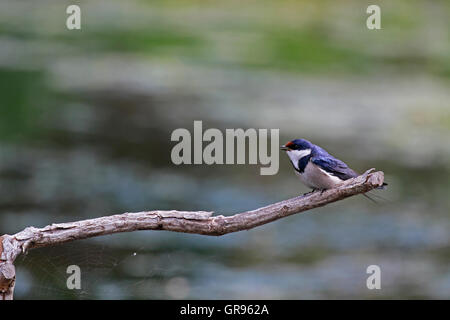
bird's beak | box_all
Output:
[280,145,289,151]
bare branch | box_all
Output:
[0,169,384,300]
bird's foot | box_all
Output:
[303,189,328,196]
[303,189,317,196]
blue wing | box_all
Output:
[311,155,358,181]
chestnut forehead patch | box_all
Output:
[285,141,294,148]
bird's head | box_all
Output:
[280,139,313,152]
[281,139,314,165]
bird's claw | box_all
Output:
[303,189,317,196]
[302,188,328,196]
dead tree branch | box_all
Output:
[0,169,384,300]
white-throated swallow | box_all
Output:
[281,138,386,193]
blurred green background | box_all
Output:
[0,0,449,299]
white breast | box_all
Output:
[296,161,344,190]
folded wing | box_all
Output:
[311,156,358,181]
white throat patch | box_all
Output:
[286,149,311,170]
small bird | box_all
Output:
[281,138,362,191]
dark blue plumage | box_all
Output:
[297,153,311,173]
